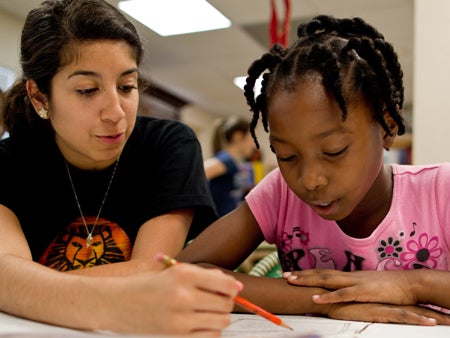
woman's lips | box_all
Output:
[97,133,125,144]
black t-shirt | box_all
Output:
[0,116,217,270]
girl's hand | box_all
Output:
[326,302,450,326]
[283,269,417,305]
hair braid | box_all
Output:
[244,15,407,146]
[244,44,284,148]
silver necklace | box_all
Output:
[65,157,120,248]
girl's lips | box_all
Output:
[310,200,338,217]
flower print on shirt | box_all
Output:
[401,233,443,269]
[377,236,403,259]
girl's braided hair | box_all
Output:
[244,15,405,148]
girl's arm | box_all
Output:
[284,268,450,310]
[68,208,194,276]
[177,202,450,325]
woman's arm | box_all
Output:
[68,208,194,276]
[0,205,241,334]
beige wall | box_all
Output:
[413,0,450,164]
[0,11,21,76]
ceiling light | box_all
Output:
[118,0,231,36]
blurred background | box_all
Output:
[0,0,448,174]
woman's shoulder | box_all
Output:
[134,116,194,134]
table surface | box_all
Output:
[1,311,450,337]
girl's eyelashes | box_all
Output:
[270,144,348,161]
[278,155,297,162]
[324,146,348,157]
[270,146,296,162]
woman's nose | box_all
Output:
[100,90,126,122]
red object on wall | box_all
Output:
[269,0,291,48]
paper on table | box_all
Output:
[223,314,370,338]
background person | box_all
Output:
[204,116,256,216]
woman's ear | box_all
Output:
[382,111,399,151]
[25,79,49,119]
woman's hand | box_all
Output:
[100,263,242,335]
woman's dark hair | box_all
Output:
[212,116,250,154]
[244,15,405,148]
[3,0,144,136]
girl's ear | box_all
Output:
[382,111,399,151]
[25,79,48,116]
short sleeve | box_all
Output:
[126,118,217,240]
[245,168,283,243]
[435,163,450,250]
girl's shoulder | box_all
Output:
[392,163,450,179]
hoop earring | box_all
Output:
[38,108,49,120]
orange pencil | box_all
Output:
[155,252,293,331]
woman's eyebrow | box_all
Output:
[67,68,139,80]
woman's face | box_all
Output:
[48,40,139,170]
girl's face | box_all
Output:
[268,79,391,224]
[48,40,139,170]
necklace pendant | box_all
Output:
[86,234,93,247]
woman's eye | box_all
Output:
[76,88,98,96]
[119,85,137,93]
[324,146,348,157]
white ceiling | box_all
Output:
[0,0,413,118]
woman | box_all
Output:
[0,0,240,335]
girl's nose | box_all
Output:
[299,163,327,191]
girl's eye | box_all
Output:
[77,88,98,96]
[324,146,348,157]
[270,145,297,162]
[278,155,296,162]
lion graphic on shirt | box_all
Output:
[39,217,131,271]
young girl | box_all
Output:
[0,0,240,334]
[178,15,450,325]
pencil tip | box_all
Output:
[281,321,293,330]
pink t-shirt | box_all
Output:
[246,163,450,272]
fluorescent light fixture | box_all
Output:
[118,0,231,36]
[233,76,262,97]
